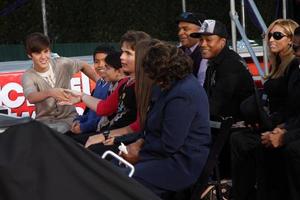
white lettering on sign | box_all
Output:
[0,72,93,117]
[81,73,91,95]
[71,77,81,92]
[0,83,25,108]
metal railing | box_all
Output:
[230,0,269,78]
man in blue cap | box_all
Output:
[176,12,207,85]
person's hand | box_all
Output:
[71,121,81,134]
[261,128,286,148]
[57,89,83,105]
[49,88,70,102]
[85,133,105,148]
[272,127,286,135]
[103,136,115,146]
[121,139,144,164]
[261,131,272,147]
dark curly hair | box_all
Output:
[135,39,193,129]
[142,39,193,89]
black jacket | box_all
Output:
[283,58,300,144]
[204,46,254,121]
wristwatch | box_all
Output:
[103,130,110,140]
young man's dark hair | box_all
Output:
[293,26,300,57]
[25,32,50,55]
[93,45,115,61]
[105,52,122,69]
[120,30,150,50]
[294,26,300,36]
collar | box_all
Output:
[189,43,199,53]
[208,46,230,66]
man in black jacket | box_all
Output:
[190,19,254,121]
[190,19,254,180]
[176,12,207,85]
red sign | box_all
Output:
[0,71,95,117]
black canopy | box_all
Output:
[0,120,160,200]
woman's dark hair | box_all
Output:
[135,40,154,130]
[295,26,300,37]
[135,39,193,129]
[142,39,193,89]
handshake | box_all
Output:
[51,88,84,105]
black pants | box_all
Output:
[231,129,260,200]
[65,131,96,144]
[231,129,288,200]
[285,140,300,200]
[65,131,119,156]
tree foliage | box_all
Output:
[0,0,282,44]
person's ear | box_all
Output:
[220,38,226,48]
[27,54,32,59]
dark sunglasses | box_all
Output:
[292,44,300,52]
[268,32,287,40]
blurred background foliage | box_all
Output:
[0,0,299,60]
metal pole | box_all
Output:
[230,0,237,52]
[282,0,287,19]
[230,12,265,78]
[246,0,268,76]
[182,0,186,12]
[247,0,267,31]
[41,0,48,36]
[241,0,246,30]
[262,39,269,76]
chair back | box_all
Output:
[190,116,234,200]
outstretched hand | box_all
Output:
[57,89,82,105]
[50,88,70,102]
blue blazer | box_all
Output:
[133,74,211,191]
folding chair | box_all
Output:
[190,116,234,200]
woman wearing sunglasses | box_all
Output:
[231,19,299,200]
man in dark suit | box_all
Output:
[176,12,207,85]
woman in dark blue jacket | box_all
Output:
[122,39,211,197]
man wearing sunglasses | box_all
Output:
[176,12,207,86]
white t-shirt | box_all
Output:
[36,64,56,88]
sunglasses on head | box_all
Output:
[293,44,300,52]
[268,32,287,40]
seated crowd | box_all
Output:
[20,12,300,200]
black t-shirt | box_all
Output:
[107,79,137,130]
